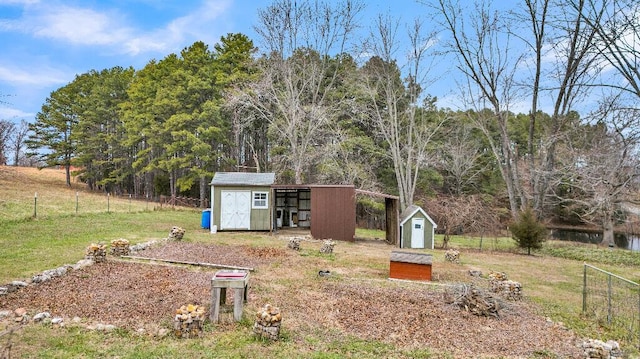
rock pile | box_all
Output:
[446,284,500,318]
[85,243,107,263]
[253,303,282,340]
[287,237,301,251]
[1,259,93,296]
[110,238,130,256]
[444,249,460,263]
[173,304,206,338]
[319,239,335,254]
[488,271,522,300]
[581,339,622,359]
[0,281,27,295]
[32,266,69,284]
[1,308,63,326]
[168,226,185,241]
[129,238,167,253]
[12,307,28,323]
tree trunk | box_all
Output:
[199,176,207,208]
[601,211,615,247]
[65,163,71,187]
[169,169,177,198]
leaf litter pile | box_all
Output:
[0,241,582,358]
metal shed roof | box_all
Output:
[390,251,433,265]
[399,204,437,227]
[210,172,276,186]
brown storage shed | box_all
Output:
[310,185,356,242]
[210,174,390,243]
[272,184,356,242]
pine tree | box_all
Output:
[510,208,547,255]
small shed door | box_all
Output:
[220,191,251,229]
[411,218,425,248]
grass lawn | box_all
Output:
[1,166,640,357]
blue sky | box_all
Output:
[0,0,433,123]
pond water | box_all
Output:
[550,228,640,251]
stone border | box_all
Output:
[0,232,175,296]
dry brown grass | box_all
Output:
[0,166,157,220]
[1,165,637,357]
[1,239,584,358]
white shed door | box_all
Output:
[411,218,425,248]
[220,191,251,230]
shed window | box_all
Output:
[252,191,269,209]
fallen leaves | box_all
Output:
[0,241,582,358]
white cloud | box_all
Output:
[0,63,68,87]
[123,0,233,55]
[0,3,132,46]
[31,6,131,46]
[0,0,39,5]
[2,0,236,56]
[0,106,33,120]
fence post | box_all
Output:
[76,192,79,214]
[583,263,587,313]
[608,273,613,324]
[33,192,37,218]
[107,193,110,213]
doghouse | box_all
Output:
[389,250,432,281]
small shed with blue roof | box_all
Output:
[210,172,276,231]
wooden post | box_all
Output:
[234,287,244,321]
[210,287,222,322]
[210,271,249,323]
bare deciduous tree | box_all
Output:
[559,101,640,246]
[358,15,444,210]
[517,0,600,218]
[432,0,599,221]
[426,194,499,248]
[316,126,380,190]
[232,0,363,184]
[439,122,488,195]
[11,119,29,166]
[433,0,526,218]
[572,0,640,99]
[0,120,15,166]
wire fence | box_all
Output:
[1,192,206,222]
[583,263,640,347]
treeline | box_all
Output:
[19,0,640,244]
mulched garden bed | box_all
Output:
[0,241,583,358]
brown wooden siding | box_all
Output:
[389,261,432,281]
[385,197,400,245]
[310,186,356,241]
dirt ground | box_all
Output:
[0,240,583,358]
